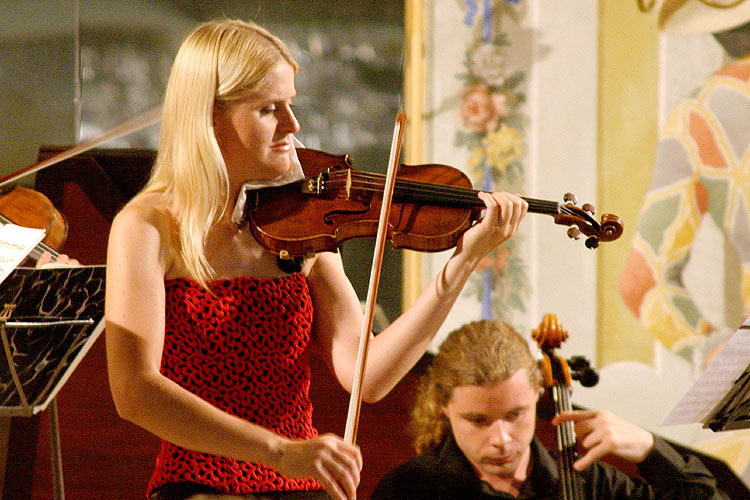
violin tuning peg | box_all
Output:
[564,192,578,205]
[582,203,596,215]
[585,236,599,249]
[567,226,582,240]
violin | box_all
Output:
[532,313,599,500]
[0,185,68,262]
[241,148,624,260]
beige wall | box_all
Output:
[597,0,659,366]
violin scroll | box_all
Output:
[549,193,624,249]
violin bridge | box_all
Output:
[345,169,352,200]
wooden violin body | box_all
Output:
[241,148,624,259]
[0,185,68,260]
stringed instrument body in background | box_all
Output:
[0,185,68,262]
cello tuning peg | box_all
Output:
[563,192,578,205]
[567,356,590,370]
[567,226,582,240]
[568,356,599,387]
[582,203,596,215]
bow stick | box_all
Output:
[0,106,162,188]
[343,111,406,444]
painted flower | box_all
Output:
[456,0,528,321]
[485,123,522,171]
[476,245,511,274]
[471,43,507,86]
[459,83,506,132]
[465,147,485,177]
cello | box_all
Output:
[532,313,599,500]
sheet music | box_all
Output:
[663,320,750,425]
[0,223,45,285]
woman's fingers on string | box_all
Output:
[35,252,81,269]
[477,191,527,234]
[35,251,53,268]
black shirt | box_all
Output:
[371,435,728,500]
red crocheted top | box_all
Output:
[146,274,324,496]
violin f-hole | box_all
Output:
[323,203,371,226]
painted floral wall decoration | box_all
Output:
[457,0,527,320]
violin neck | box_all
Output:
[392,179,561,215]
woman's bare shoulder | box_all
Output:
[113,192,175,233]
[109,192,180,260]
[108,192,180,275]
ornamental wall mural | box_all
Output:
[422,0,599,360]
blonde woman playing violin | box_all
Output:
[104,18,526,500]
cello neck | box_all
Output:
[551,381,583,500]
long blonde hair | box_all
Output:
[411,319,542,454]
[143,19,298,287]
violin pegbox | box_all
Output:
[556,192,624,249]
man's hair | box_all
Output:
[142,19,298,288]
[410,319,542,454]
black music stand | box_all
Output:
[664,322,750,433]
[0,265,105,500]
[704,362,750,432]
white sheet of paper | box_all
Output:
[662,319,750,425]
[0,223,46,286]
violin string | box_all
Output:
[327,177,481,205]
[338,171,563,209]
[323,171,565,214]
[318,169,588,221]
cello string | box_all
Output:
[73,0,82,142]
[554,377,582,495]
[560,382,581,498]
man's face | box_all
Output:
[443,369,539,486]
